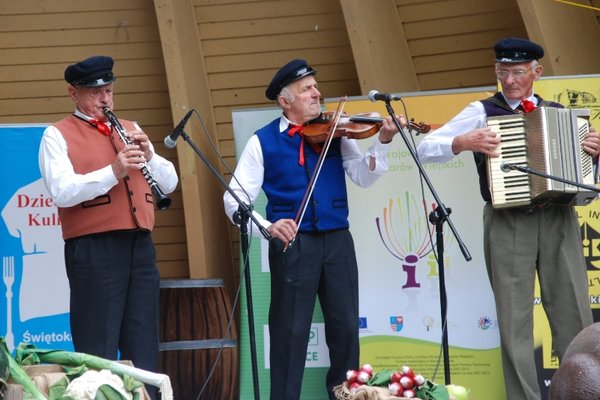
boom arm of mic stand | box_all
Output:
[384,102,472,261]
[502,163,600,193]
[178,130,272,241]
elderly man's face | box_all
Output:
[280,75,321,124]
[495,61,543,101]
[68,83,114,121]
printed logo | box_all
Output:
[375,192,454,290]
[308,326,319,346]
[390,316,404,332]
[478,316,494,330]
[358,317,368,329]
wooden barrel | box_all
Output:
[158,279,238,400]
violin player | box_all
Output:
[223,59,406,399]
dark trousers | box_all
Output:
[268,229,360,400]
[65,229,160,399]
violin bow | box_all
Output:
[284,96,348,251]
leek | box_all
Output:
[0,338,46,400]
[15,343,173,400]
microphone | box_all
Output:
[368,90,401,102]
[164,109,194,149]
[500,162,515,173]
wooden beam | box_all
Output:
[339,0,419,94]
[517,0,600,75]
[153,0,235,292]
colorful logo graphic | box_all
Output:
[478,316,494,330]
[375,192,441,289]
[389,316,404,332]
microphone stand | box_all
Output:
[500,162,600,196]
[382,100,472,385]
[176,129,271,400]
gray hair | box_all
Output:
[278,86,296,106]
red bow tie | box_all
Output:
[89,119,111,136]
[520,99,536,113]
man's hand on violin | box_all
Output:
[267,218,298,243]
[378,115,407,144]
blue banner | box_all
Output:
[1,124,72,354]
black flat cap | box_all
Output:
[265,59,316,100]
[64,56,117,87]
[495,37,544,63]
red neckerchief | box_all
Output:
[89,118,111,136]
[288,124,306,166]
[520,99,536,113]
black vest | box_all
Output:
[474,92,562,202]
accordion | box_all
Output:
[486,107,597,209]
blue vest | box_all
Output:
[256,118,349,232]
[474,93,562,201]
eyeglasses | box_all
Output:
[495,67,532,80]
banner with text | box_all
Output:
[0,124,72,355]
[232,74,600,399]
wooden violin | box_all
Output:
[301,111,431,144]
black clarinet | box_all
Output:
[103,107,172,210]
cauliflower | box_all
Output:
[65,369,133,400]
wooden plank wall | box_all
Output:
[194,0,363,277]
[200,0,530,276]
[395,0,527,90]
[0,0,189,278]
[197,0,360,166]
[2,0,598,291]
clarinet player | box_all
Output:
[38,55,178,399]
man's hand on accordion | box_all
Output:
[583,126,600,159]
[452,127,501,157]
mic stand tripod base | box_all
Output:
[233,204,262,400]
[429,205,452,385]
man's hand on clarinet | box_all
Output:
[111,144,146,179]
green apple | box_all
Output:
[446,384,469,400]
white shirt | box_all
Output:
[223,115,393,234]
[39,110,179,207]
[417,93,537,163]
